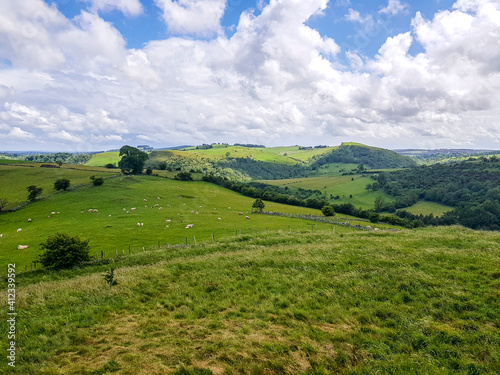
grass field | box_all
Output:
[1,226,499,374]
[405,201,455,216]
[0,163,119,209]
[0,174,394,269]
[85,152,121,167]
[260,175,395,210]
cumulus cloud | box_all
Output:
[379,0,409,16]
[84,0,143,16]
[0,0,499,150]
[154,0,227,36]
[345,8,374,25]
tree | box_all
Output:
[374,196,386,212]
[56,160,63,167]
[54,178,70,191]
[174,171,192,181]
[321,205,335,217]
[252,198,265,213]
[38,233,91,270]
[146,167,153,175]
[92,177,104,187]
[27,185,43,202]
[118,145,148,175]
[105,163,115,169]
[158,162,167,170]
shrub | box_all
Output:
[27,185,43,202]
[105,163,115,169]
[321,205,335,217]
[175,172,193,181]
[158,162,167,170]
[92,177,104,187]
[252,198,265,213]
[146,167,153,175]
[54,178,70,191]
[38,233,91,270]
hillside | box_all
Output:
[313,143,417,169]
[2,227,499,374]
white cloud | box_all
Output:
[154,0,227,36]
[379,0,409,16]
[84,0,143,17]
[9,127,34,139]
[345,8,374,25]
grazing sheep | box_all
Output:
[57,212,60,214]
[214,208,216,210]
[246,216,250,219]
[17,228,22,233]
[137,223,141,226]
[145,205,148,208]
[196,212,198,215]
[166,219,171,223]
[126,211,130,214]
[123,208,126,211]
[154,204,159,207]
[159,207,163,210]
[0,234,3,237]
[183,203,186,206]
[199,206,202,208]
[144,199,147,201]
[88,209,93,212]
[51,211,56,215]
[165,225,169,228]
[228,207,231,210]
[218,217,222,221]
[157,197,161,200]
[109,215,112,217]
[374,228,380,232]
[239,212,244,215]
[28,218,31,222]
[93,209,98,213]
[141,223,144,227]
[17,245,28,250]
[131,208,136,211]
[191,210,195,214]
[185,224,194,229]
[177,213,180,216]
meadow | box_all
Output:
[0,173,390,269]
[0,163,119,209]
[405,201,454,217]
[1,226,499,374]
[85,152,121,167]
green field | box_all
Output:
[0,174,394,268]
[0,164,119,209]
[1,226,499,374]
[85,152,121,167]
[260,175,394,210]
[405,201,455,216]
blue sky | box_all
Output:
[1,0,499,151]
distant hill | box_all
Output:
[312,143,417,169]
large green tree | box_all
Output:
[118,145,149,175]
[38,233,91,270]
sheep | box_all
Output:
[93,209,98,213]
[145,205,148,208]
[141,223,144,227]
[218,217,222,221]
[17,245,28,250]
[199,206,202,208]
[228,207,231,210]
[109,215,112,217]
[191,210,195,214]
[131,208,136,211]
[123,208,126,211]
[144,199,147,201]
[196,212,199,215]
[154,204,159,207]
[166,219,171,223]
[137,223,141,226]
[57,212,60,214]
[88,209,93,212]
[159,207,163,210]
[126,211,130,214]
[245,216,250,219]
[17,228,22,233]
[157,197,161,200]
[367,225,372,229]
[239,212,244,215]
[185,224,194,229]
[165,225,169,228]
[28,218,31,222]
[51,211,56,215]
[0,234,3,237]
[374,228,380,232]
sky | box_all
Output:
[0,0,499,152]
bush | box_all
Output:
[158,162,167,170]
[175,172,192,181]
[27,185,43,202]
[146,167,153,175]
[92,177,104,187]
[321,205,335,217]
[38,233,91,270]
[105,163,115,169]
[54,178,70,191]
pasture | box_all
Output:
[0,174,390,269]
[260,175,395,210]
[405,201,455,216]
[85,152,121,167]
[0,163,119,209]
[2,226,499,374]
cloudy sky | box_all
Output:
[0,0,499,152]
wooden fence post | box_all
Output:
[193,236,196,245]
[212,233,215,242]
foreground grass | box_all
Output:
[1,226,499,374]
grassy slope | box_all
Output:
[405,201,455,216]
[261,175,395,210]
[85,152,121,167]
[2,227,499,374]
[0,175,391,268]
[0,164,119,209]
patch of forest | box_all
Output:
[376,158,500,230]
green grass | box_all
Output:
[405,201,455,216]
[86,152,121,167]
[1,226,499,374]
[0,164,119,209]
[0,174,390,268]
[260,175,395,210]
